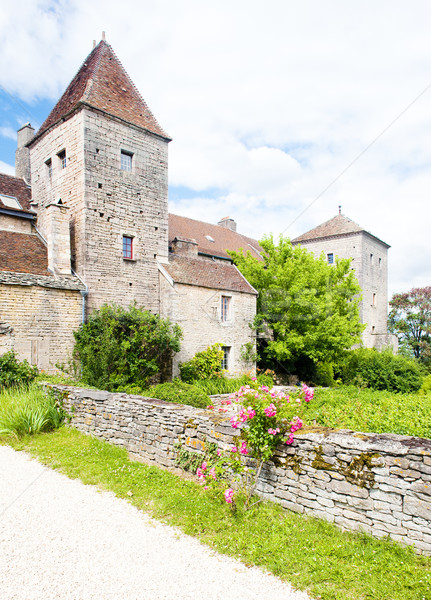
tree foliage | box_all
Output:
[389,287,431,361]
[179,343,224,382]
[73,304,182,391]
[229,235,364,370]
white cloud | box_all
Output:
[0,160,14,175]
[0,0,431,297]
[0,126,16,141]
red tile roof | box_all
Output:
[162,255,257,295]
[33,41,170,142]
[292,213,390,247]
[169,214,263,261]
[0,231,49,275]
[0,173,33,214]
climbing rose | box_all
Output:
[302,384,314,403]
[290,417,303,433]
[285,433,294,445]
[264,403,277,417]
[231,445,238,453]
[239,441,248,455]
[224,488,235,503]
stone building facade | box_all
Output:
[0,40,259,375]
[292,212,397,350]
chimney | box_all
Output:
[217,216,237,232]
[171,237,198,257]
[15,123,34,183]
[46,201,72,275]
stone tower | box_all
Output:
[27,40,171,313]
[292,212,396,350]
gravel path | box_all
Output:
[0,445,311,600]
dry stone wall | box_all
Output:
[50,384,431,554]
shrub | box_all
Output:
[419,374,431,396]
[193,372,276,395]
[0,351,38,390]
[179,344,224,382]
[340,348,422,393]
[0,385,64,437]
[144,379,209,408]
[73,304,182,391]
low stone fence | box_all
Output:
[49,384,431,554]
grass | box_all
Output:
[3,427,430,600]
[300,386,431,439]
[0,385,64,437]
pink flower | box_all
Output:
[260,385,269,393]
[285,434,294,445]
[224,488,235,503]
[217,448,222,457]
[218,408,228,413]
[268,427,280,435]
[302,384,314,402]
[231,445,238,453]
[196,467,205,479]
[230,416,240,429]
[209,467,217,480]
[251,376,257,381]
[245,407,256,419]
[207,405,214,410]
[239,441,248,455]
[204,486,209,490]
[290,417,303,433]
[264,403,277,417]
[201,461,207,470]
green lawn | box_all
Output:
[3,427,430,600]
[298,386,431,439]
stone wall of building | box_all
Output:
[159,275,256,376]
[297,232,391,348]
[51,384,431,555]
[0,275,83,371]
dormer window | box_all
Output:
[57,150,66,169]
[121,150,133,172]
[0,194,22,209]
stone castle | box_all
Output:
[0,40,393,375]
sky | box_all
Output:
[0,0,430,298]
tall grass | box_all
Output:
[0,385,64,437]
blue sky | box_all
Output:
[1,0,431,298]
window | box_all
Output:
[221,296,231,322]
[370,253,374,264]
[57,150,66,169]
[327,253,334,264]
[45,158,52,179]
[122,235,133,259]
[221,346,230,370]
[121,150,133,171]
[379,257,382,268]
[0,194,22,209]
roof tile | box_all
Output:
[34,41,170,141]
[0,173,33,214]
[169,214,263,260]
[0,231,49,275]
[162,255,257,295]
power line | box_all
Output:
[282,80,431,234]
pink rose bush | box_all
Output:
[195,382,313,510]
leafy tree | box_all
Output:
[73,304,182,391]
[389,287,431,361]
[229,235,363,374]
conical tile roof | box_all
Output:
[34,40,170,141]
[292,214,364,243]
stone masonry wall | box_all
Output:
[159,276,256,376]
[51,384,431,554]
[297,232,390,349]
[1,280,82,371]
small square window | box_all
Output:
[57,150,66,169]
[121,150,133,172]
[221,346,230,370]
[221,296,231,322]
[123,235,133,259]
[327,253,334,264]
[45,158,52,178]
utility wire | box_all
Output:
[282,80,431,234]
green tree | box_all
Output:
[73,304,182,391]
[389,287,431,361]
[229,235,363,373]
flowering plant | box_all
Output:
[196,382,313,510]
